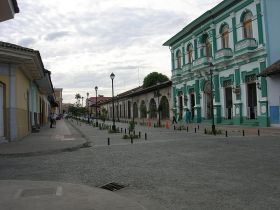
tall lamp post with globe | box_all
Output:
[110,73,116,131]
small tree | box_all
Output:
[143,72,169,88]
[100,108,108,123]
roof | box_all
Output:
[89,96,112,106]
[163,0,241,46]
[98,80,172,105]
[0,41,45,79]
[258,60,280,77]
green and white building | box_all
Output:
[164,0,280,127]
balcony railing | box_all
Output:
[215,48,233,60]
[182,63,192,71]
[193,56,213,67]
[235,38,258,52]
[172,67,182,77]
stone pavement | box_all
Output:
[0,119,88,157]
[0,180,145,210]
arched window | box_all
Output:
[242,11,253,38]
[187,44,193,64]
[205,37,212,58]
[140,100,147,118]
[220,24,229,48]
[133,102,138,118]
[149,98,157,119]
[159,96,170,119]
[176,50,182,68]
[201,34,212,58]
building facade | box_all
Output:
[99,81,173,125]
[0,42,54,141]
[164,0,280,127]
[54,88,63,115]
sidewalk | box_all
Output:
[0,180,145,210]
[0,119,88,157]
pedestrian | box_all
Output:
[185,108,191,124]
[49,113,54,128]
[52,113,57,128]
[172,115,177,124]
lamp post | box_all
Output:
[209,63,215,134]
[86,92,90,123]
[156,82,161,126]
[95,86,98,126]
[110,72,116,131]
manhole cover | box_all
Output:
[20,187,57,197]
[100,182,126,191]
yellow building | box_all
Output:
[0,42,55,141]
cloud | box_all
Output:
[45,31,71,41]
[18,37,36,47]
[0,0,223,103]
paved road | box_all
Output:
[0,119,279,210]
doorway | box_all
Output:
[190,93,195,120]
[247,82,257,119]
[225,87,233,119]
[179,95,183,120]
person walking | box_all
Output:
[52,113,57,128]
[49,113,54,128]
[172,115,177,124]
[185,108,191,124]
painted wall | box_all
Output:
[267,76,280,124]
[16,68,30,139]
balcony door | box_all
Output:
[0,83,4,137]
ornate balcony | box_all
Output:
[215,48,233,60]
[193,56,213,67]
[182,63,192,72]
[235,38,258,53]
[171,67,182,80]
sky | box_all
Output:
[0,0,222,103]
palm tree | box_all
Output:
[75,93,81,106]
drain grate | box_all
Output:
[100,182,126,191]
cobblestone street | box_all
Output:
[0,119,279,210]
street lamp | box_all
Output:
[209,63,215,135]
[86,92,90,123]
[110,72,116,131]
[156,82,161,126]
[95,86,98,126]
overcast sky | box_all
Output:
[0,0,222,103]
